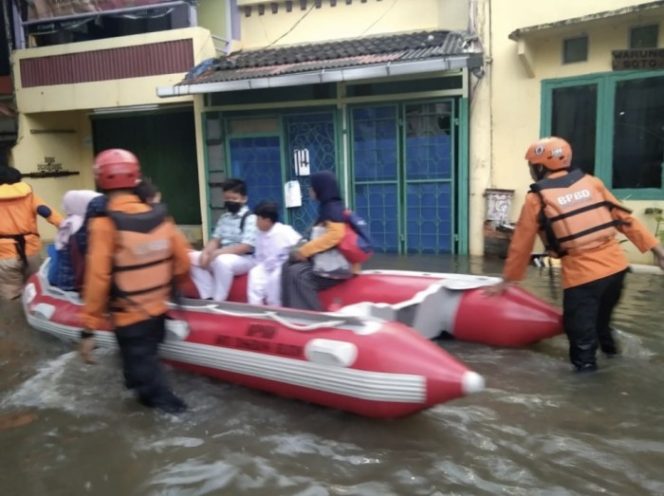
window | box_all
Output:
[551,85,597,174]
[613,76,664,189]
[563,36,588,64]
[629,25,659,49]
[542,71,664,198]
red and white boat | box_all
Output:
[22,261,562,418]
[190,269,563,347]
[22,262,488,418]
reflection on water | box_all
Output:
[1,255,663,495]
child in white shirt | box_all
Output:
[248,201,301,306]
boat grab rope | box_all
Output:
[267,311,347,331]
[200,304,348,331]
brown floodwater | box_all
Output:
[1,254,663,495]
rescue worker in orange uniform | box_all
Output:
[0,165,62,300]
[79,149,191,413]
[487,137,664,372]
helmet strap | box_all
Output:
[529,164,548,181]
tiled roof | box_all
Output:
[181,30,479,85]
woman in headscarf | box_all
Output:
[48,190,101,291]
[281,170,360,310]
[63,179,160,292]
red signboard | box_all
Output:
[27,0,176,21]
[0,76,13,95]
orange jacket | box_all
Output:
[0,182,62,260]
[503,172,659,289]
[80,194,191,330]
[532,169,627,255]
[297,220,361,273]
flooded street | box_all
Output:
[1,254,663,496]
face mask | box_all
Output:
[225,201,242,214]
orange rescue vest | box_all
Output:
[0,184,39,266]
[107,204,174,314]
[530,169,630,257]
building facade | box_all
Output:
[7,0,230,241]
[484,0,664,263]
[7,0,662,263]
[159,0,482,255]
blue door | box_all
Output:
[350,101,456,254]
[283,112,337,235]
[351,106,400,252]
[403,101,454,253]
[228,135,283,209]
[226,113,337,236]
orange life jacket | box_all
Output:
[0,183,39,266]
[107,204,174,314]
[530,169,630,257]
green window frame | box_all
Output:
[541,69,664,200]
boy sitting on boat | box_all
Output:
[247,201,302,306]
[188,178,257,301]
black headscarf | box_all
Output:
[310,170,345,223]
[0,166,22,185]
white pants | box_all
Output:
[247,263,283,306]
[189,251,255,301]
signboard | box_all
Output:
[612,49,664,71]
[22,156,80,178]
[293,148,311,176]
[26,0,176,22]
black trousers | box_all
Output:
[114,315,183,411]
[281,261,344,311]
[562,269,626,369]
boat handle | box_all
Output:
[204,305,347,331]
[266,312,347,331]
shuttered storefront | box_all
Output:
[92,108,201,225]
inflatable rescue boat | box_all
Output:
[22,262,486,418]
[189,269,563,347]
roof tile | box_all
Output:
[182,30,477,86]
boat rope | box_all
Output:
[203,304,348,331]
[266,312,347,331]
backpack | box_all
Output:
[240,210,252,233]
[338,209,374,264]
[72,195,108,290]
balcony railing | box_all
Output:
[13,0,196,49]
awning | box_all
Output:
[158,30,483,97]
[509,0,664,41]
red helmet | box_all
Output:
[94,149,141,190]
[524,137,572,171]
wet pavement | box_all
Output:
[1,254,663,496]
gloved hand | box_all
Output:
[78,334,96,364]
[484,280,514,296]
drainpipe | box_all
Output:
[1,0,18,156]
[1,1,13,78]
[465,0,494,257]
